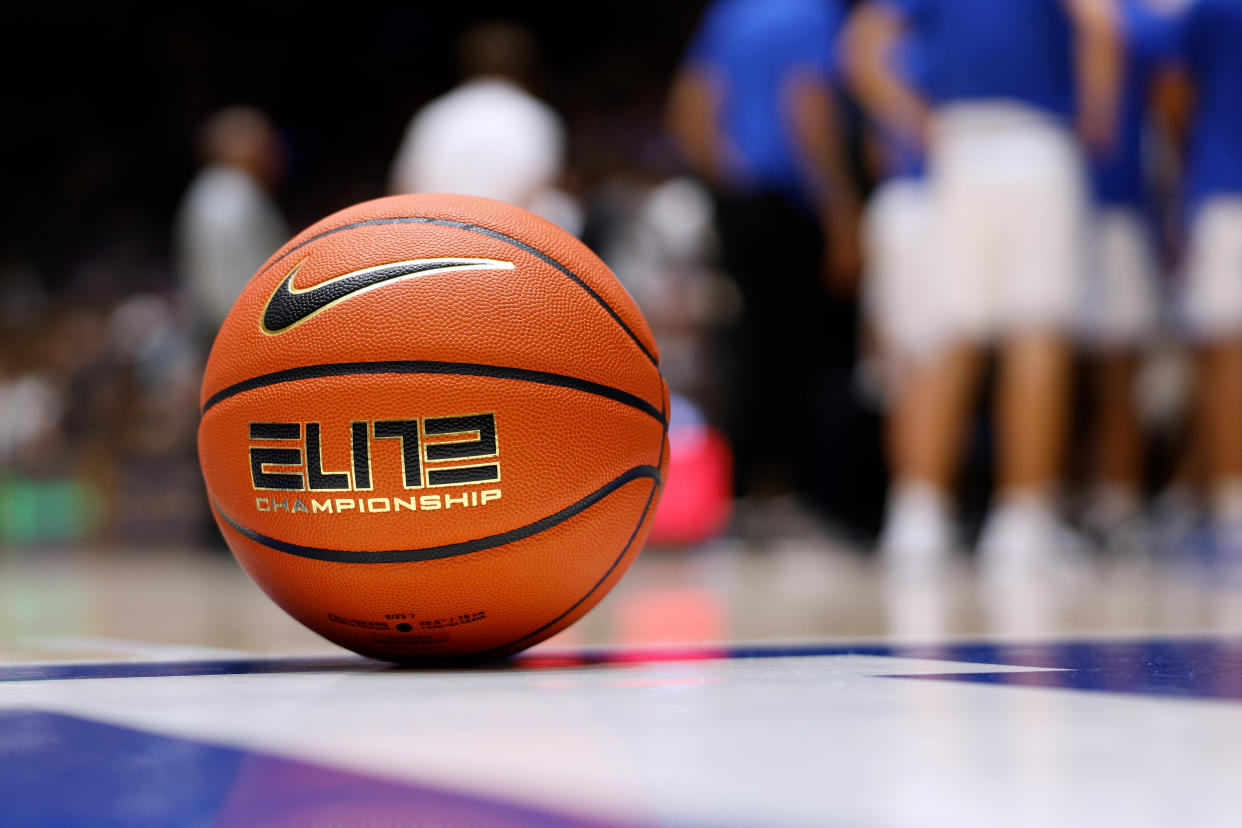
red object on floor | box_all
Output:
[649,425,732,546]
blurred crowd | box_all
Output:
[3,1,1241,586]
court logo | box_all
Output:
[261,257,515,334]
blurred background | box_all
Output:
[5,0,1242,650]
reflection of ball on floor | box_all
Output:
[198,194,668,663]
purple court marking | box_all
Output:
[0,711,633,828]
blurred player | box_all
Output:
[667,0,859,510]
[389,22,580,234]
[1078,0,1168,554]
[841,11,939,572]
[1155,0,1242,563]
[845,0,1121,580]
[175,107,288,341]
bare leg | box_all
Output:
[903,341,986,491]
[1081,351,1153,555]
[1199,341,1242,544]
[1200,340,1242,485]
[1090,353,1142,493]
[883,359,919,480]
[879,340,983,572]
[996,331,1073,494]
[979,330,1081,583]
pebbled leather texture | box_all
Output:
[199,194,669,663]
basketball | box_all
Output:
[198,193,668,663]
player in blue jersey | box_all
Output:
[842,12,940,575]
[845,0,1121,580]
[1156,0,1242,559]
[668,0,860,507]
[1077,0,1172,553]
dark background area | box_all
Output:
[0,2,890,549]
[2,4,708,292]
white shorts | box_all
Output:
[1181,197,1242,341]
[1079,207,1161,349]
[862,177,937,357]
[930,103,1089,341]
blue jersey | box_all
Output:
[879,0,1075,119]
[874,31,927,181]
[878,132,927,181]
[683,0,844,201]
[1180,0,1242,207]
[1092,1,1162,207]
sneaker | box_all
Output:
[878,482,956,579]
[978,493,1093,588]
[1080,485,1152,561]
[1204,516,1242,585]
[1152,484,1201,565]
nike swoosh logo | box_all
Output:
[260,257,515,334]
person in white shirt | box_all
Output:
[175,107,288,340]
[388,22,579,234]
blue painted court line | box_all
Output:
[882,638,1242,701]
[0,710,630,828]
[0,655,382,683]
[2,637,1240,701]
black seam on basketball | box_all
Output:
[201,360,666,426]
[471,478,659,660]
[469,387,667,660]
[257,215,658,367]
[657,377,669,473]
[211,464,661,564]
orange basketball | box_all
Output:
[198,194,668,663]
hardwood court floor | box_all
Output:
[2,543,1241,826]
